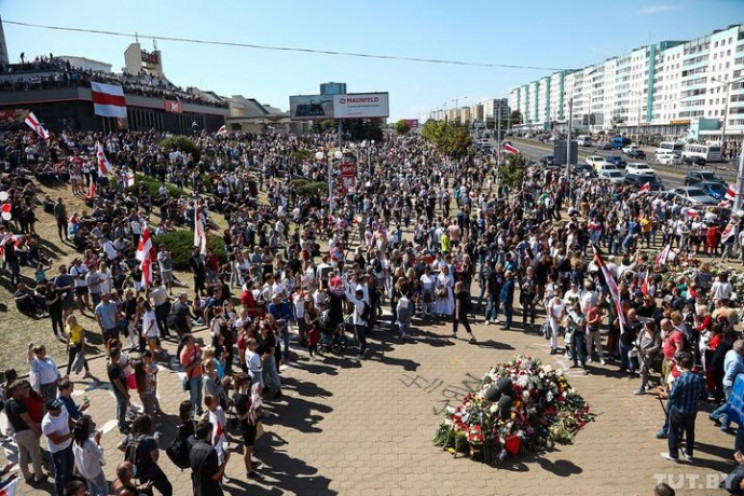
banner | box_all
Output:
[165,100,183,113]
[333,93,389,119]
[340,161,356,193]
[289,95,334,120]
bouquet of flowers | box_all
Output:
[433,356,593,466]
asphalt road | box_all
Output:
[493,137,740,190]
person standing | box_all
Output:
[71,415,107,496]
[660,352,707,462]
[452,281,477,343]
[42,398,74,496]
[107,348,130,434]
[64,315,91,378]
[179,334,204,416]
[547,290,566,356]
[345,286,370,360]
[709,339,744,432]
[568,302,589,374]
[233,374,265,481]
[585,302,606,365]
[268,294,292,363]
[5,381,45,484]
[500,270,516,330]
[189,421,228,496]
[27,344,60,402]
[189,247,207,298]
[95,292,121,352]
[520,267,537,331]
[54,198,68,241]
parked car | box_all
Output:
[684,170,726,186]
[604,155,627,169]
[598,142,613,150]
[624,174,664,191]
[585,155,606,167]
[697,181,728,200]
[672,186,718,206]
[571,163,597,177]
[625,162,655,176]
[622,145,639,154]
[626,149,647,159]
[540,155,556,166]
[656,152,683,166]
[597,163,622,175]
[598,170,625,184]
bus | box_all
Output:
[655,141,685,156]
[681,143,722,163]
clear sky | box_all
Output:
[1,0,742,121]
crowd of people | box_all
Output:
[1,53,227,108]
[1,122,744,495]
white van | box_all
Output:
[577,135,592,147]
[655,141,685,156]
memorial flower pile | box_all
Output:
[434,356,593,466]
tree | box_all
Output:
[421,119,472,159]
[498,153,526,190]
[395,119,412,135]
[509,110,522,127]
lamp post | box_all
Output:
[316,150,343,213]
[712,76,744,159]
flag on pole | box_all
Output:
[85,181,96,200]
[592,244,625,335]
[639,182,651,193]
[194,207,207,254]
[136,225,154,262]
[0,477,19,496]
[655,244,671,267]
[91,82,127,118]
[95,141,113,175]
[725,188,737,202]
[503,143,520,155]
[641,269,650,296]
[24,111,50,140]
[216,125,227,136]
[140,253,153,288]
[125,170,135,188]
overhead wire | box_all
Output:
[3,19,565,72]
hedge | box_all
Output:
[160,136,201,162]
[128,174,184,199]
[153,229,226,270]
[288,179,327,196]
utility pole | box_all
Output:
[496,103,502,168]
[565,97,573,185]
[735,138,744,211]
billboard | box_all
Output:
[164,100,183,113]
[333,93,389,119]
[289,95,335,120]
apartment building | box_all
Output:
[507,24,744,150]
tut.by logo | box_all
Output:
[653,472,725,490]
[339,98,346,104]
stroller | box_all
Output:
[318,309,349,355]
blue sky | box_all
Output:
[1,0,742,121]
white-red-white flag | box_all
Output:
[0,477,19,496]
[194,207,207,254]
[725,188,737,202]
[504,143,520,155]
[85,181,96,199]
[125,170,135,188]
[140,253,153,288]
[216,125,227,136]
[656,244,671,267]
[639,182,651,193]
[592,244,625,335]
[91,82,127,118]
[24,111,50,140]
[136,225,154,262]
[96,141,113,176]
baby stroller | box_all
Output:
[318,309,348,355]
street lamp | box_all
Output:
[712,76,744,157]
[316,150,343,211]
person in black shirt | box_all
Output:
[107,348,130,433]
[452,281,476,343]
[190,420,228,496]
[233,374,265,481]
[5,381,44,483]
[189,247,206,298]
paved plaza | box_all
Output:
[2,313,735,496]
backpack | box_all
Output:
[165,424,191,470]
[123,435,146,474]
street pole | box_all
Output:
[496,104,502,167]
[722,84,730,157]
[565,97,573,184]
[735,138,744,211]
[338,120,343,151]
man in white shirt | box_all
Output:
[42,399,74,495]
[69,260,90,315]
[345,286,370,359]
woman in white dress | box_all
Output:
[432,265,455,317]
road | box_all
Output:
[492,137,739,190]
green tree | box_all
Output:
[498,153,526,190]
[509,110,522,127]
[395,119,412,135]
[420,119,472,159]
[160,136,201,162]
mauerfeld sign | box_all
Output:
[333,93,389,119]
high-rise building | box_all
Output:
[508,24,744,152]
[0,15,9,67]
[320,82,347,95]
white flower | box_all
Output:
[522,391,531,401]
[542,365,553,373]
[517,375,530,388]
[546,392,554,402]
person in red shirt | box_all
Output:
[661,317,685,381]
[179,334,204,416]
[205,250,220,285]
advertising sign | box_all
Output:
[164,100,183,113]
[340,161,357,193]
[289,95,335,120]
[333,93,389,119]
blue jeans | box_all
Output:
[572,331,587,368]
[619,341,633,372]
[52,445,74,496]
[188,376,204,415]
[263,355,281,391]
[113,389,128,431]
[502,302,513,329]
[711,385,733,428]
[485,296,498,321]
[668,405,696,459]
